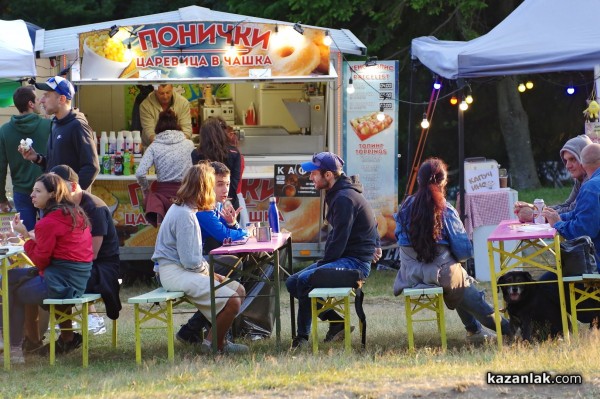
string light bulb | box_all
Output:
[433,78,441,90]
[566,82,575,95]
[124,42,132,60]
[465,94,474,104]
[420,113,430,129]
[225,39,237,58]
[518,83,526,93]
[459,100,469,111]
[376,106,385,122]
[525,80,534,90]
[450,96,458,105]
[176,51,187,74]
[346,78,355,94]
[177,57,187,74]
[323,31,332,46]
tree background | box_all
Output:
[1,0,593,195]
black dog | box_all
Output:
[497,271,566,341]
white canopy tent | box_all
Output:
[0,19,37,79]
[411,0,600,80]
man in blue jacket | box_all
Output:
[19,76,99,190]
[542,143,600,327]
[286,152,381,349]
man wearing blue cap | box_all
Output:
[286,151,382,349]
[19,76,99,190]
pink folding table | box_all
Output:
[207,232,293,354]
[487,220,570,348]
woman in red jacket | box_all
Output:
[6,173,93,364]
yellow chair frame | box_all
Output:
[403,287,447,352]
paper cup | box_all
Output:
[81,40,131,79]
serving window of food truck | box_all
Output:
[40,15,396,262]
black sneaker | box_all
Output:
[290,336,308,350]
[36,332,83,356]
[324,323,355,342]
[176,324,204,345]
[57,332,83,354]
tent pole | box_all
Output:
[595,65,600,99]
[406,59,417,189]
[458,104,465,223]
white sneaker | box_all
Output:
[200,340,249,355]
[46,324,62,335]
[88,315,107,335]
[466,329,496,345]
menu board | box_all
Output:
[343,61,399,247]
[240,178,321,243]
[273,164,319,197]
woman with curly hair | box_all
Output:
[393,158,510,344]
[7,173,93,363]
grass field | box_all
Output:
[517,186,572,206]
[2,185,595,398]
[2,270,600,399]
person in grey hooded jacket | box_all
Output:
[514,134,592,222]
[136,109,194,227]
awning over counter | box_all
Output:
[36,5,366,85]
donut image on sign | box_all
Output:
[350,112,394,141]
[223,24,330,77]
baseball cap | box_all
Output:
[301,152,344,172]
[35,76,75,100]
[50,164,79,183]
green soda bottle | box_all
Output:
[123,150,131,176]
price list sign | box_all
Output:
[343,60,399,246]
[273,164,319,197]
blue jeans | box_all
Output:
[4,268,49,347]
[455,284,511,336]
[13,191,37,231]
[285,257,371,338]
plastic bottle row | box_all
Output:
[96,130,142,157]
[100,151,144,176]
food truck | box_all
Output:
[36,7,399,262]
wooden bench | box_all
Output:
[308,287,366,354]
[43,293,108,367]
[403,287,446,352]
[563,273,600,341]
[127,287,189,364]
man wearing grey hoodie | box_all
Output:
[514,134,592,222]
[0,86,50,230]
[550,134,593,213]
